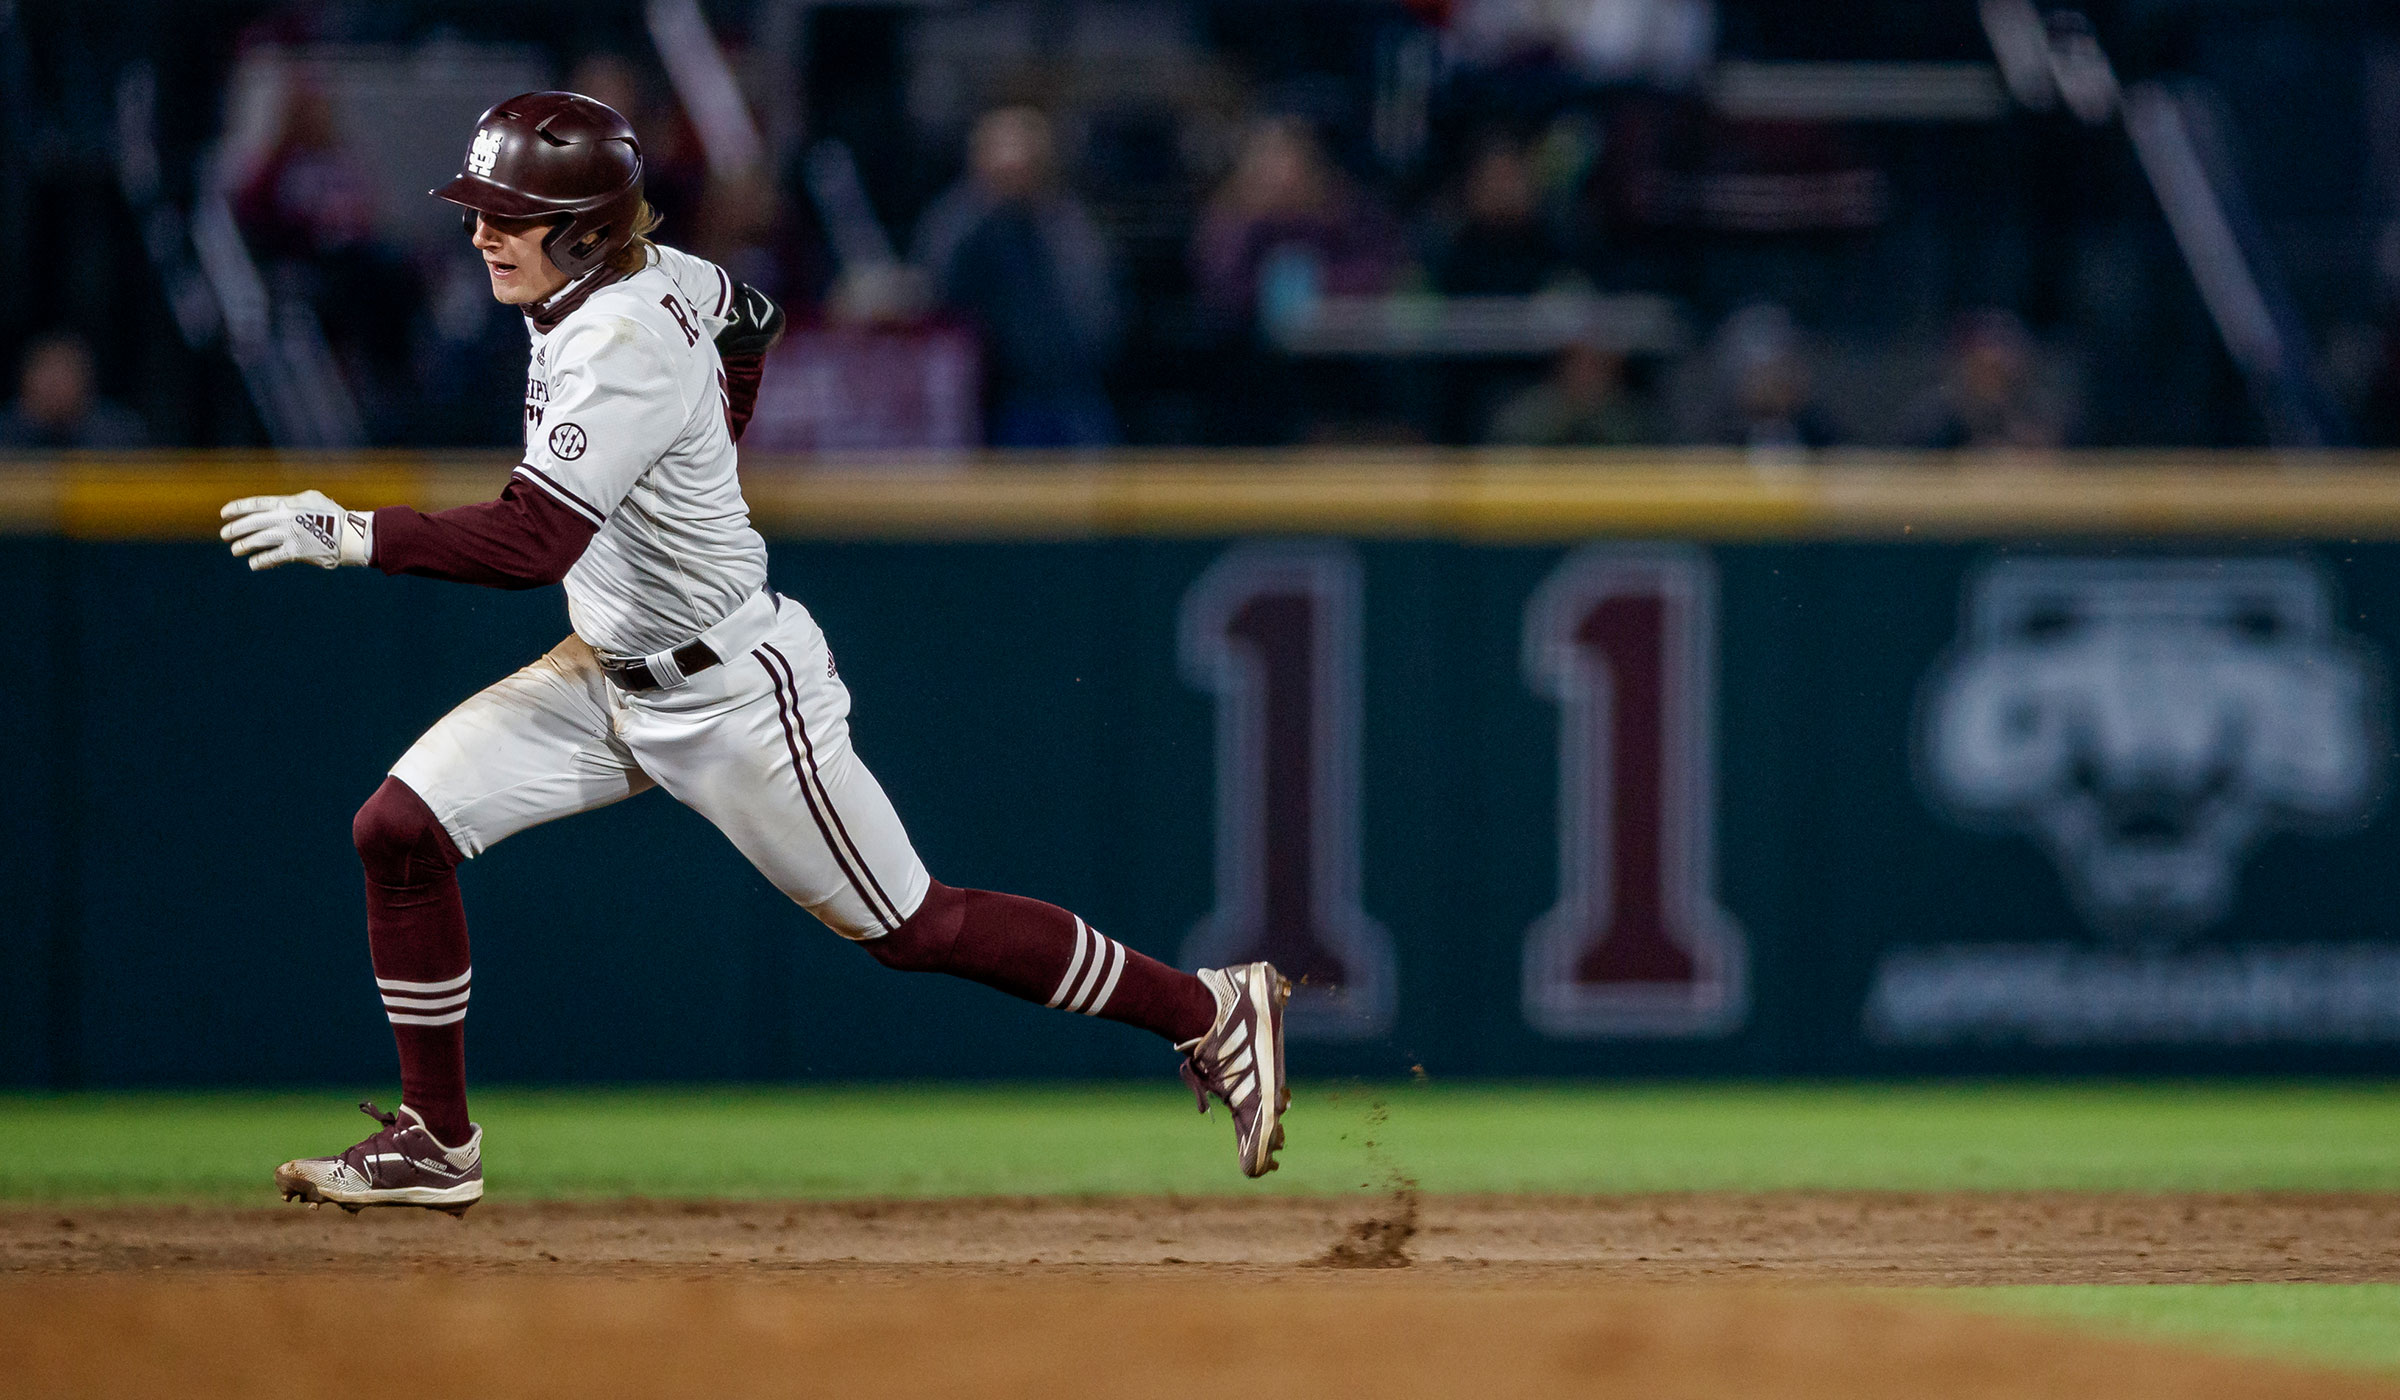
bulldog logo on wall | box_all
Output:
[1872,557,2396,1047]
[1917,557,2384,938]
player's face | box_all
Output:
[468,212,571,305]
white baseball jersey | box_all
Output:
[391,241,933,940]
[515,243,766,659]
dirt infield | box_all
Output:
[9,1273,2397,1400]
[8,1194,2399,1398]
[7,1191,2398,1283]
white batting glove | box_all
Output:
[219,491,373,571]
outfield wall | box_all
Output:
[9,452,2400,1086]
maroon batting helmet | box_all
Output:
[432,91,644,280]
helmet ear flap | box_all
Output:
[539,218,583,275]
[562,222,610,262]
[539,193,640,279]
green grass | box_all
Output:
[5,1081,2400,1202]
[9,1085,2399,1376]
[1935,1286,2400,1374]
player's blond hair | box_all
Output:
[604,199,666,278]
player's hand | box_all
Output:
[715,284,784,443]
[218,490,373,571]
[714,283,786,359]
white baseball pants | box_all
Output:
[390,590,931,939]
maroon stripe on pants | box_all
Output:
[761,642,903,928]
[756,648,898,934]
[379,981,471,1001]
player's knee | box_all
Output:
[861,880,965,972]
[352,777,461,884]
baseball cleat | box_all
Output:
[275,1101,483,1215]
[1179,962,1291,1178]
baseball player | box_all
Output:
[222,92,1287,1214]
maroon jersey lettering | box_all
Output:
[661,295,700,346]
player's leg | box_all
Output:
[623,600,1217,1046]
[870,879,1292,1174]
[627,596,1289,1175]
[350,777,472,1142]
[371,634,654,1138]
[277,635,650,1212]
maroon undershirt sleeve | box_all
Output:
[722,352,765,441]
[371,476,598,590]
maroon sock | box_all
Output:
[866,881,1220,1046]
[352,777,473,1147]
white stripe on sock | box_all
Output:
[1065,933,1114,1012]
[376,969,472,994]
[386,1008,468,1027]
[1047,919,1093,1008]
[1081,938,1128,1016]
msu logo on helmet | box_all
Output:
[466,127,504,177]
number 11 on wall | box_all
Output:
[1177,540,1744,1043]
[1522,545,1747,1037]
[1179,543,1397,1039]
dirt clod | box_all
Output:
[1320,1182,1420,1268]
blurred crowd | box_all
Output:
[5,0,2399,454]
[0,334,148,449]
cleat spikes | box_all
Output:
[272,1101,483,1214]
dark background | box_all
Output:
[5,0,2400,450]
[9,529,2398,1088]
